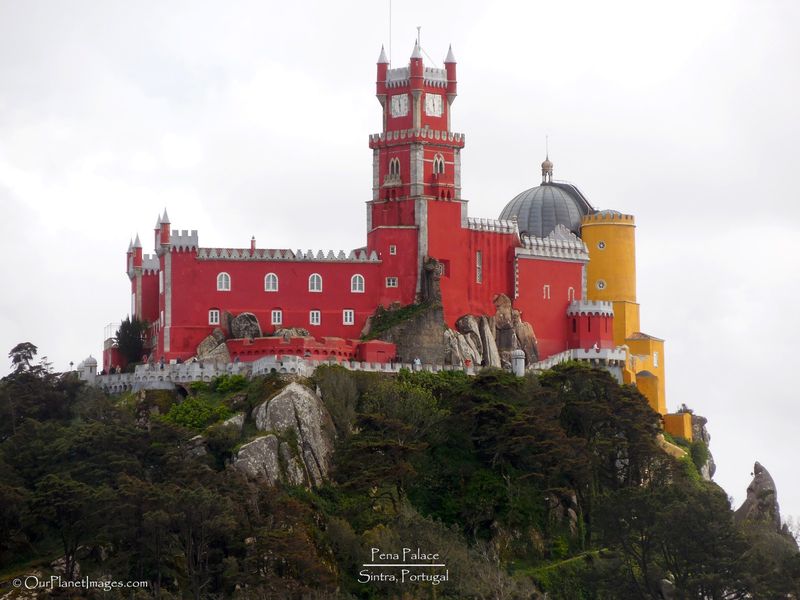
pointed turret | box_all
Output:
[410,39,424,93]
[378,45,389,64]
[132,233,143,267]
[445,44,458,100]
[411,39,422,59]
[376,44,389,97]
[159,208,171,246]
[127,238,133,252]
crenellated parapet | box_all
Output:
[516,224,589,261]
[196,247,381,262]
[169,230,199,251]
[467,217,518,235]
[582,210,635,224]
[142,254,160,274]
[369,128,465,148]
[567,299,614,317]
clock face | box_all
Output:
[390,94,409,117]
[425,93,443,117]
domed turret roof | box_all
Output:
[499,182,594,238]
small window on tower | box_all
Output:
[389,158,401,176]
[208,309,220,325]
[386,277,399,288]
[476,251,483,284]
[653,352,659,368]
[543,284,551,300]
[568,287,575,301]
[159,271,164,294]
[433,154,445,175]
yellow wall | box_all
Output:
[612,300,640,348]
[628,335,666,415]
[663,413,693,442]
[581,212,637,304]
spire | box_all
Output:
[133,234,142,248]
[445,44,456,64]
[378,45,389,64]
[161,208,170,224]
[154,215,161,228]
[411,39,422,59]
[128,238,133,252]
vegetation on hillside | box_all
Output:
[0,344,798,598]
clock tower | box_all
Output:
[367,41,466,300]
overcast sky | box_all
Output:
[1,0,799,524]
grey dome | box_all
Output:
[499,182,594,238]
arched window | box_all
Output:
[568,287,575,301]
[433,154,445,175]
[217,272,231,291]
[265,273,279,292]
[351,274,365,293]
[389,158,400,176]
[309,273,322,292]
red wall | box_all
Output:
[515,257,584,358]
[567,314,614,350]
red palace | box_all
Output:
[109,40,667,408]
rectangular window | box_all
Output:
[389,244,397,255]
[309,310,321,326]
[543,284,551,299]
[208,309,220,325]
[271,310,282,326]
[159,271,164,294]
[653,351,659,368]
[476,251,483,284]
[343,309,354,325]
[386,277,399,288]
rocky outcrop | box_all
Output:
[221,413,245,433]
[242,382,335,487]
[735,462,783,530]
[234,435,281,484]
[195,327,231,363]
[197,328,226,356]
[492,294,538,364]
[273,327,311,338]
[690,413,716,480]
[478,316,502,368]
[230,312,262,339]
[444,328,482,367]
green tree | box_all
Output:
[115,316,149,366]
[8,342,38,373]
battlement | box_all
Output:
[369,128,465,147]
[196,247,381,262]
[582,210,635,224]
[567,299,614,317]
[423,67,448,87]
[386,66,409,87]
[516,224,589,261]
[142,254,159,273]
[467,217,518,235]
[169,230,199,251]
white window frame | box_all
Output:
[389,244,397,255]
[309,310,321,326]
[386,276,399,288]
[543,284,551,299]
[351,274,365,293]
[476,250,483,284]
[568,287,575,301]
[271,309,282,326]
[433,153,445,175]
[217,272,231,291]
[264,272,279,292]
[309,273,323,292]
[208,309,220,325]
[389,157,400,176]
[343,309,355,325]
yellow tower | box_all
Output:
[580,211,640,344]
[580,211,667,416]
